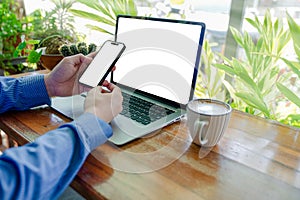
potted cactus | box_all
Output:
[38,37,97,70]
[37,35,68,70]
[59,42,97,57]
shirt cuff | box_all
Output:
[19,74,51,107]
[61,113,113,152]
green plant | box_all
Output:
[195,40,226,101]
[14,39,42,64]
[69,0,138,35]
[26,9,57,40]
[276,13,300,127]
[26,0,79,42]
[214,11,300,125]
[0,0,32,74]
[49,0,78,41]
[38,35,69,54]
[0,0,27,59]
[59,42,97,56]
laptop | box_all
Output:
[51,15,206,145]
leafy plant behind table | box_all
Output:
[14,39,42,65]
[47,0,78,41]
[0,0,31,74]
[69,0,138,35]
[29,0,79,41]
[199,10,300,127]
[277,13,300,127]
[195,40,226,101]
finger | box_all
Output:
[102,80,110,87]
[66,54,85,65]
[100,85,112,93]
[82,56,93,64]
[80,84,92,93]
[87,51,97,59]
[77,55,92,69]
[93,86,102,95]
[77,57,93,78]
[105,82,117,91]
[109,84,122,96]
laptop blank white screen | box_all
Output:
[114,17,205,105]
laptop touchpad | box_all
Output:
[51,95,85,119]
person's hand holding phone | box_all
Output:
[44,54,93,97]
[79,40,126,87]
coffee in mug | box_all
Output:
[187,99,232,147]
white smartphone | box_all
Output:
[79,40,126,87]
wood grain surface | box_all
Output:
[1,106,299,200]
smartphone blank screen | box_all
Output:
[79,41,125,87]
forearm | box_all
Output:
[0,75,51,113]
[0,113,112,200]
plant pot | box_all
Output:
[1,57,27,65]
[0,57,28,75]
[39,54,64,70]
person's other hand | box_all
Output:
[44,54,92,97]
[84,82,123,123]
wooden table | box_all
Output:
[0,102,300,199]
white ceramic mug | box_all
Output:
[187,99,232,147]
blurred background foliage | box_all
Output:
[197,10,300,127]
[1,0,300,128]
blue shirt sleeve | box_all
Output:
[0,112,113,200]
[0,75,51,113]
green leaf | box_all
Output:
[263,9,272,37]
[127,0,138,15]
[254,14,262,33]
[13,41,26,57]
[85,25,114,35]
[243,31,254,61]
[69,9,115,26]
[286,12,300,59]
[281,58,300,79]
[17,41,27,50]
[223,80,237,99]
[97,0,115,20]
[258,75,266,91]
[230,26,244,47]
[27,50,42,64]
[277,30,291,55]
[218,53,232,64]
[26,40,40,45]
[75,0,103,12]
[69,0,137,36]
[213,63,235,76]
[235,92,270,117]
[287,114,300,120]
[273,18,279,36]
[245,18,258,30]
[108,1,120,17]
[231,58,260,95]
[276,83,300,108]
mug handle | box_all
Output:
[194,120,209,145]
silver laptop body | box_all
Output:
[52,15,205,145]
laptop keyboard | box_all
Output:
[120,92,175,125]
